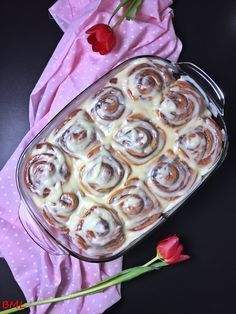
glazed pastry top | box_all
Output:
[24,57,224,257]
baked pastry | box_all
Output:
[109,178,162,231]
[43,193,79,232]
[23,57,224,258]
[24,143,70,197]
[79,146,130,196]
[175,117,223,167]
[51,109,102,159]
[70,205,125,256]
[126,61,174,101]
[113,113,166,165]
[147,149,197,200]
[90,86,126,124]
[156,80,203,127]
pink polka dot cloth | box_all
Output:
[0,0,182,313]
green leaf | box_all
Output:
[150,261,168,269]
[108,0,131,25]
[126,0,143,20]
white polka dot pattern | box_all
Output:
[0,0,182,312]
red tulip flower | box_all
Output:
[86,24,116,55]
[157,234,190,265]
[85,0,144,55]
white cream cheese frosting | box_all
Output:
[24,57,223,258]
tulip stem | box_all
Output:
[108,0,130,25]
[142,256,159,267]
[111,0,136,30]
[111,14,126,30]
[0,235,190,314]
[0,262,167,314]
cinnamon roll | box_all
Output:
[113,113,166,164]
[53,109,101,159]
[126,61,173,101]
[24,143,70,197]
[43,193,79,232]
[79,146,130,196]
[90,86,125,124]
[156,80,203,127]
[109,178,162,231]
[22,56,226,260]
[176,117,223,167]
[70,205,125,256]
[147,150,197,200]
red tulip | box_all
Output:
[86,23,116,55]
[156,234,190,265]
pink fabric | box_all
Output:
[0,0,182,313]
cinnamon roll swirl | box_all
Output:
[176,117,223,167]
[79,146,130,196]
[126,61,173,101]
[53,109,101,159]
[24,143,70,197]
[157,80,203,127]
[70,205,125,256]
[43,192,79,232]
[113,114,166,164]
[109,178,162,231]
[147,150,197,200]
[91,86,125,124]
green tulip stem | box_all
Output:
[142,256,159,267]
[0,261,167,314]
[143,252,165,267]
[111,0,137,30]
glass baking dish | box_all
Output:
[16,56,228,262]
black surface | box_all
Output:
[0,1,235,313]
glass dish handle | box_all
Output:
[178,62,225,115]
[19,201,67,256]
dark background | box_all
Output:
[0,1,235,313]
